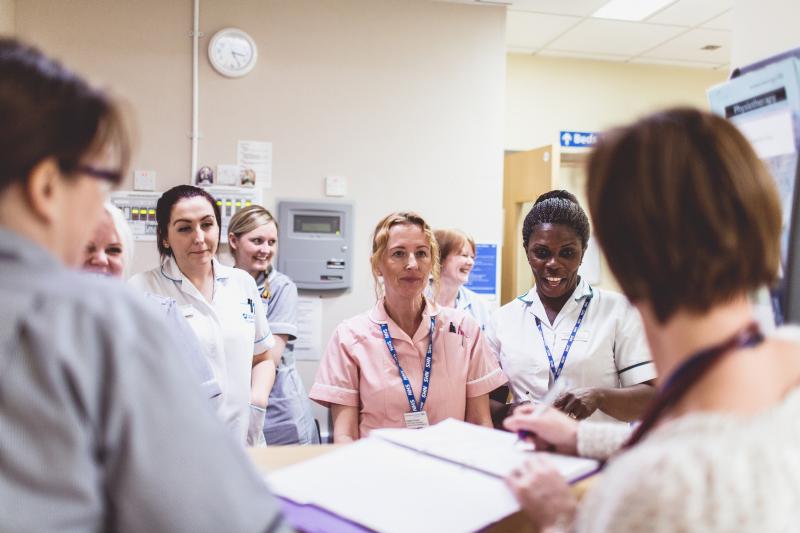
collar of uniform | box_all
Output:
[368,296,441,324]
[0,227,63,272]
[159,255,230,284]
[368,296,441,344]
[517,277,591,303]
[455,286,473,311]
[520,277,592,327]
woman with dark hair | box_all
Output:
[130,185,277,447]
[0,38,285,531]
[487,190,655,422]
[504,107,800,532]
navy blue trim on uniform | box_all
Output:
[617,360,653,375]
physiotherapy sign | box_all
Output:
[560,130,598,148]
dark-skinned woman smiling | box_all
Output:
[487,190,655,422]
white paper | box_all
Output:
[734,109,797,159]
[294,296,322,360]
[372,418,598,481]
[237,140,272,189]
[268,438,520,533]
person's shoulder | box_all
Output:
[332,309,377,347]
[128,265,163,289]
[496,292,529,315]
[586,415,800,532]
[436,305,480,332]
[270,269,297,291]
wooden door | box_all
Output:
[501,145,556,304]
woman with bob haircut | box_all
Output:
[432,228,492,332]
[129,185,277,447]
[0,38,285,531]
[504,107,800,532]
[310,211,507,441]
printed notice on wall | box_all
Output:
[294,296,323,361]
[237,140,272,189]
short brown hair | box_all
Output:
[370,212,440,299]
[434,228,475,265]
[586,107,781,323]
[0,38,129,191]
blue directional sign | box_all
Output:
[560,130,598,148]
[464,243,497,295]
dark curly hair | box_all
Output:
[521,190,590,250]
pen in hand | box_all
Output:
[516,379,569,443]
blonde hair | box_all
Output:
[370,211,440,299]
[227,204,278,258]
[104,202,134,279]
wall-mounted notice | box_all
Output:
[237,140,272,189]
[294,296,323,361]
[464,243,498,300]
[109,190,161,241]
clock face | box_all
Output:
[208,29,257,77]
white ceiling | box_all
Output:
[438,0,732,70]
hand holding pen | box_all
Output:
[504,381,579,455]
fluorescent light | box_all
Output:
[591,0,677,21]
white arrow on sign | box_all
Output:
[561,132,573,145]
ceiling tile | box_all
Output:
[701,10,732,30]
[545,19,686,57]
[506,11,581,48]
[507,0,611,17]
[647,0,731,26]
[629,57,723,69]
[640,28,730,63]
[537,49,629,62]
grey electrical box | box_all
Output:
[277,201,353,290]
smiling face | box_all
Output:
[83,210,124,278]
[377,223,433,301]
[441,241,475,286]
[164,196,219,274]
[526,223,584,301]
[230,221,278,278]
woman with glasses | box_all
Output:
[0,38,285,531]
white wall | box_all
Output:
[732,0,800,67]
[15,0,507,422]
[0,0,14,35]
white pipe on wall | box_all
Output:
[190,0,200,182]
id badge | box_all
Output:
[403,411,430,429]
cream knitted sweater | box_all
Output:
[574,387,800,532]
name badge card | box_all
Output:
[404,411,430,429]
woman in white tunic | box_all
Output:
[130,185,275,446]
[228,205,320,445]
[487,190,656,422]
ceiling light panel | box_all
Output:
[592,0,677,22]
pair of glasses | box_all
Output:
[76,164,122,183]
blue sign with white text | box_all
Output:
[464,244,497,295]
[560,130,598,148]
